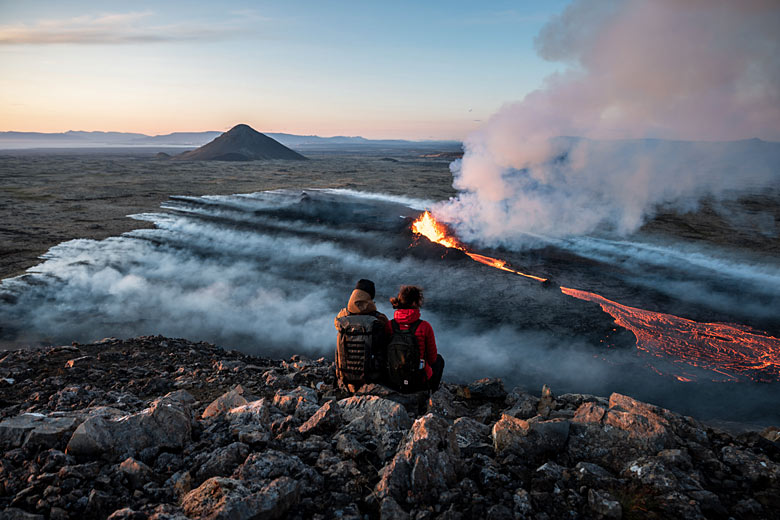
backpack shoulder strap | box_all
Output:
[391,319,401,333]
[408,319,422,334]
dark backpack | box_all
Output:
[335,314,385,389]
[387,319,422,391]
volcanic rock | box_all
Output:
[175,124,306,161]
[0,335,778,519]
[66,390,195,459]
[202,386,247,419]
[374,413,460,505]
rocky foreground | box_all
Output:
[0,337,778,520]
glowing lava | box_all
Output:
[411,210,780,383]
[560,287,780,382]
[412,211,547,283]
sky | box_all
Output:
[0,0,569,139]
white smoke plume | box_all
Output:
[436,0,780,245]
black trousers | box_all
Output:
[426,354,445,391]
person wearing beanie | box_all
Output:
[334,279,391,332]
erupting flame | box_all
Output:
[412,211,547,283]
[411,210,780,383]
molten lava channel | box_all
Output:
[411,211,780,383]
[412,212,547,283]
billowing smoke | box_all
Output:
[436,0,780,245]
[1,189,777,422]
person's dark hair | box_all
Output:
[390,285,424,309]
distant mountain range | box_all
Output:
[0,129,461,151]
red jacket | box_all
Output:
[392,309,437,380]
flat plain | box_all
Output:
[0,148,457,280]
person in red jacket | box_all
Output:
[389,285,445,391]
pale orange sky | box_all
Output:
[0,1,567,139]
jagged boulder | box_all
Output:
[181,476,301,520]
[195,442,250,481]
[66,390,195,459]
[226,398,272,445]
[338,395,412,434]
[492,414,570,461]
[202,386,248,419]
[0,413,80,450]
[375,413,461,506]
[567,392,684,471]
[299,400,341,435]
[452,416,492,456]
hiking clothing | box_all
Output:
[392,308,437,381]
[335,289,391,334]
[427,354,445,391]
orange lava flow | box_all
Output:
[412,212,548,282]
[560,287,780,382]
[411,210,780,383]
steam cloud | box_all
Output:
[436,0,780,245]
[0,190,632,395]
[1,189,777,422]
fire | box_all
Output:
[411,211,547,282]
[411,211,462,249]
[411,210,780,383]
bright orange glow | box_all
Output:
[411,211,463,249]
[410,210,780,383]
[411,211,548,282]
[560,286,780,383]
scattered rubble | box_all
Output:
[0,335,778,519]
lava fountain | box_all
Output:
[412,212,547,283]
[411,211,780,383]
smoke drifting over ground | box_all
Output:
[1,189,778,423]
[437,0,780,245]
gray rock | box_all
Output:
[66,390,194,459]
[452,417,492,456]
[119,457,154,489]
[0,412,82,451]
[486,504,513,520]
[573,462,616,488]
[513,488,533,518]
[196,442,250,481]
[226,398,271,445]
[164,470,192,499]
[493,414,570,460]
[0,508,45,520]
[380,496,410,520]
[106,508,147,520]
[467,378,507,400]
[538,384,556,418]
[337,395,412,434]
[427,387,468,419]
[622,457,679,492]
[299,400,341,435]
[535,461,565,483]
[588,489,622,519]
[202,386,248,419]
[181,476,300,520]
[236,450,308,481]
[504,388,540,420]
[567,393,678,471]
[335,433,368,459]
[272,386,319,420]
[375,413,460,504]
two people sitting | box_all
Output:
[334,279,445,393]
